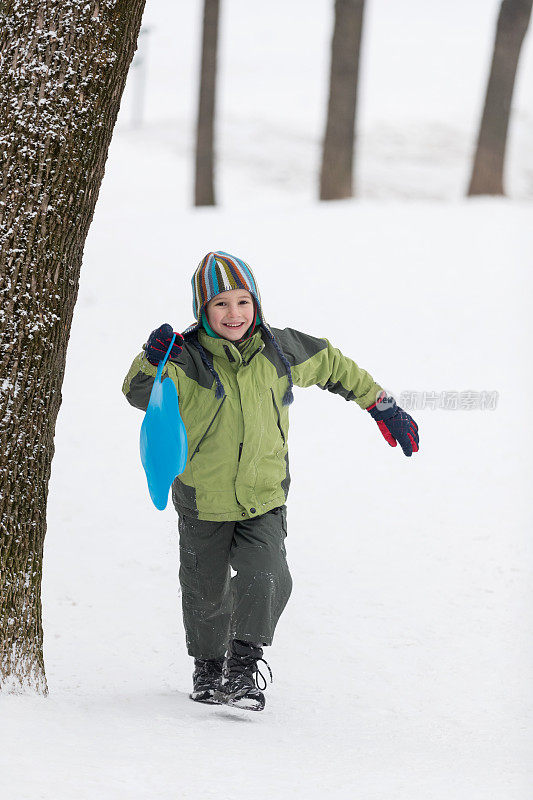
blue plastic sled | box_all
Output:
[140,334,188,510]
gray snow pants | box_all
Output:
[178,506,292,659]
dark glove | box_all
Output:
[367,392,419,457]
[145,323,184,366]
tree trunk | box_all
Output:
[195,0,220,206]
[0,0,145,694]
[320,0,365,201]
[468,0,532,196]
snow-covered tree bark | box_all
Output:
[0,0,145,694]
[468,0,532,195]
[194,0,220,206]
[320,0,365,200]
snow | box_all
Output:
[1,1,532,798]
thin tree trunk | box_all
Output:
[0,0,145,694]
[468,0,532,196]
[320,0,365,201]
[195,0,220,206]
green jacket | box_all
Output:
[123,327,383,521]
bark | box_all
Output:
[195,0,220,207]
[0,0,145,694]
[468,0,532,196]
[320,0,365,201]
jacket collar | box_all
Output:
[198,327,265,364]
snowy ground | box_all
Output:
[2,1,533,798]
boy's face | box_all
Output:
[206,289,255,341]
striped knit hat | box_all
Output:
[183,251,294,405]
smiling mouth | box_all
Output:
[223,322,245,328]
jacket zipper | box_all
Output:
[270,389,286,446]
[238,442,243,461]
[242,347,261,366]
[190,396,227,461]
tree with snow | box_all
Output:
[195,0,220,206]
[468,0,532,195]
[0,0,145,694]
[320,0,365,200]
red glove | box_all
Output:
[367,392,419,457]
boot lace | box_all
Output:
[225,654,273,691]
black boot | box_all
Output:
[190,657,224,704]
[215,639,272,711]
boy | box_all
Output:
[123,251,419,711]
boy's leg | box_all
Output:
[178,514,235,660]
[229,506,292,646]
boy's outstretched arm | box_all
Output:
[122,323,183,411]
[122,351,158,411]
[272,327,419,457]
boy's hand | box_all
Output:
[145,324,184,366]
[366,392,419,457]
